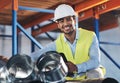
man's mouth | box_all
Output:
[64,25,72,30]
[64,26,70,31]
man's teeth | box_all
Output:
[65,27,69,30]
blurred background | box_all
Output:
[0,0,120,82]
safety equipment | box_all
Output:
[56,28,94,80]
[56,28,94,65]
[54,4,76,21]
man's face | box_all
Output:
[56,16,76,34]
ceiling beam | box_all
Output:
[95,0,120,14]
[17,13,53,33]
[23,0,120,30]
[79,9,94,21]
[0,0,12,9]
[84,18,118,31]
[22,0,109,30]
[78,0,120,21]
[23,14,53,28]
[31,0,109,35]
[33,0,120,35]
[32,23,57,36]
[74,0,109,13]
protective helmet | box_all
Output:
[54,4,76,21]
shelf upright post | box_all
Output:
[12,0,18,56]
[94,7,120,70]
[94,11,100,42]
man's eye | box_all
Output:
[58,20,64,23]
[66,17,71,21]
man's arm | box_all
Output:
[77,34,100,73]
[30,42,56,62]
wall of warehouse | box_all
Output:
[100,27,120,82]
[0,25,120,82]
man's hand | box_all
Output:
[66,61,78,73]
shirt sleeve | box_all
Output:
[29,42,56,62]
[77,34,101,73]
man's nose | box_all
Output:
[63,19,68,25]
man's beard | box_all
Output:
[64,29,74,35]
[63,24,75,35]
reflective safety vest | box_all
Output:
[55,28,95,80]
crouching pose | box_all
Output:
[30,4,106,80]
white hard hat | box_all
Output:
[54,4,76,21]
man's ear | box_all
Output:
[71,16,76,24]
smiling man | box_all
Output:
[30,4,105,81]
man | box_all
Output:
[30,4,105,80]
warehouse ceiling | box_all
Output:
[0,0,120,36]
